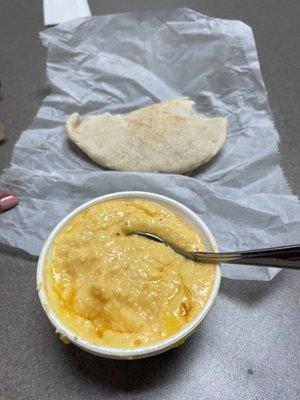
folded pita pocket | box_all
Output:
[66,97,227,173]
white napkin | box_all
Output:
[43,0,91,26]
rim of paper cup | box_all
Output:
[37,191,221,359]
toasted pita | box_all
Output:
[66,98,226,173]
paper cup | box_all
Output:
[37,191,221,359]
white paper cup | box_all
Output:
[37,191,221,359]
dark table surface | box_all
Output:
[0,1,299,399]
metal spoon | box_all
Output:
[131,231,300,270]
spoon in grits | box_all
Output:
[131,231,300,270]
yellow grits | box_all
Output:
[45,199,215,348]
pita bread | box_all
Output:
[66,98,227,174]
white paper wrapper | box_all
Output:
[1,8,299,280]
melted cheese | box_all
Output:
[45,199,215,347]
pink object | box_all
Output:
[0,191,19,212]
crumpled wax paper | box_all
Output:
[1,8,299,280]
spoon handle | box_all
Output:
[191,244,300,269]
